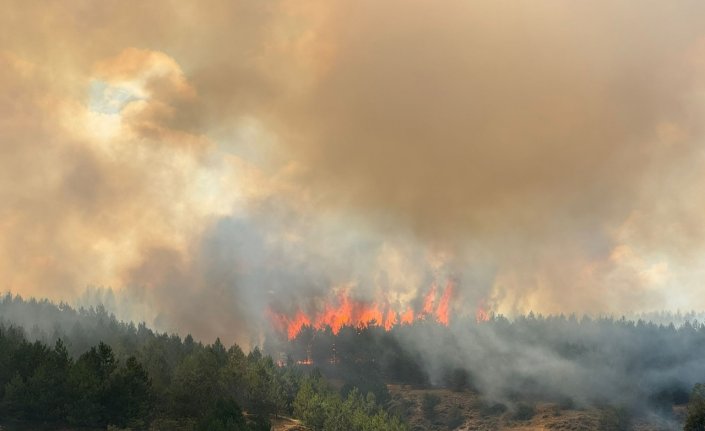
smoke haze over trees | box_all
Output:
[3,294,705,429]
[4,1,705,343]
[272,313,705,415]
[4,2,705,429]
[0,295,406,430]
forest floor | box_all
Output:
[388,385,686,431]
[0,391,685,431]
[271,416,309,431]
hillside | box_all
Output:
[2,295,704,430]
[388,386,686,431]
[0,295,404,431]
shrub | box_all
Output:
[421,393,441,420]
[445,405,464,429]
[511,402,535,421]
[477,400,507,416]
[598,406,631,431]
[685,383,705,431]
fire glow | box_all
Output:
[475,299,491,323]
[268,281,459,340]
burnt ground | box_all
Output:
[387,385,687,431]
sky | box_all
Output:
[2,0,705,345]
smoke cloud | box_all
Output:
[2,1,705,344]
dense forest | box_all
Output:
[0,294,406,430]
[266,312,705,429]
[3,294,705,430]
[272,313,705,414]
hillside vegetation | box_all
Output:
[2,294,705,430]
[0,294,404,431]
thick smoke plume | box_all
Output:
[2,1,705,348]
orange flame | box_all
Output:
[357,303,383,328]
[288,311,312,339]
[384,308,398,330]
[269,283,458,339]
[435,281,454,325]
[267,309,312,339]
[421,283,437,316]
[476,300,490,323]
[400,307,414,325]
[318,293,353,334]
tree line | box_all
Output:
[273,312,705,424]
[0,294,407,430]
[5,293,705,430]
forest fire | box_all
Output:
[269,281,459,339]
[476,301,491,323]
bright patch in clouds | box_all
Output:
[88,80,141,115]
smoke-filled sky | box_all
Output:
[3,0,705,345]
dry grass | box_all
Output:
[388,385,681,431]
[271,416,310,431]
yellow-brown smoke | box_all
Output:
[2,1,705,343]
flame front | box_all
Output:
[476,300,490,323]
[269,282,462,340]
[421,283,437,316]
[400,307,414,325]
[435,281,454,325]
